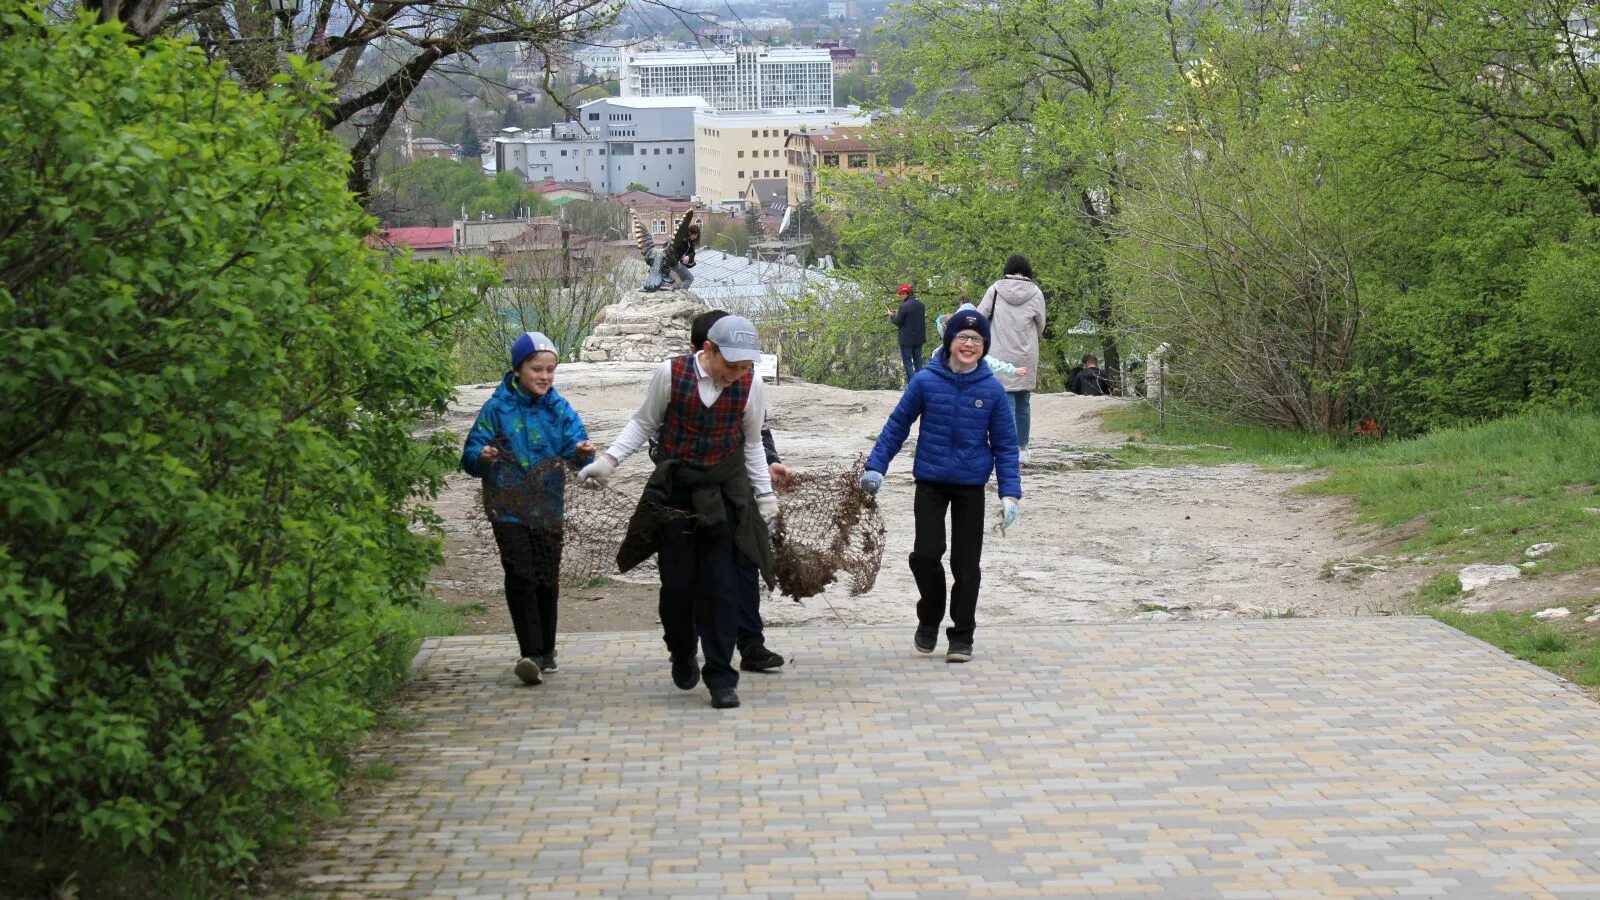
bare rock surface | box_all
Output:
[1459,564,1524,592]
[577,289,706,363]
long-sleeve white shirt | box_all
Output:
[605,353,773,495]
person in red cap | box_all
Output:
[886,283,927,385]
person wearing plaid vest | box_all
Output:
[581,315,778,710]
[645,310,792,674]
[659,354,748,466]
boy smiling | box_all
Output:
[859,308,1022,663]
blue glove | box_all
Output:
[1001,497,1019,529]
[860,470,884,495]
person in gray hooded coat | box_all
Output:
[976,255,1047,463]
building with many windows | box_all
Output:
[620,47,833,112]
[493,96,704,196]
[785,126,910,206]
[570,43,625,78]
[694,108,869,209]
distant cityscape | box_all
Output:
[378,0,902,258]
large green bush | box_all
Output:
[0,7,476,885]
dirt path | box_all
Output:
[424,363,1425,637]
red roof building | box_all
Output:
[368,226,455,258]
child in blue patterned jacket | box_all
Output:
[859,307,1022,664]
[461,332,594,686]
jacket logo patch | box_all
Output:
[975,399,984,408]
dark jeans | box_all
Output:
[491,523,561,659]
[900,344,923,383]
[656,488,745,690]
[735,561,765,653]
[1009,390,1032,447]
[909,481,986,645]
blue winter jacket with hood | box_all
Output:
[865,353,1023,498]
[461,374,591,526]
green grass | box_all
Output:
[403,595,472,639]
[1098,405,1352,467]
[1431,609,1600,693]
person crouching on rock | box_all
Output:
[461,332,595,686]
[674,223,701,290]
[579,315,779,709]
[859,308,1022,664]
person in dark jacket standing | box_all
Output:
[1069,354,1110,396]
[887,283,927,384]
[579,315,778,709]
[859,308,1022,664]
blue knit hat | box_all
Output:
[510,331,558,370]
[941,307,991,357]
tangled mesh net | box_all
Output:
[769,455,885,599]
[479,452,884,600]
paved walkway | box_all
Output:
[299,620,1600,898]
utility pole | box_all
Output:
[561,223,572,289]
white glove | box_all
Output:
[577,455,615,488]
[756,492,779,528]
[1000,497,1019,530]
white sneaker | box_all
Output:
[514,657,543,685]
[1018,448,1031,465]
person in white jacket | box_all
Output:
[976,256,1047,464]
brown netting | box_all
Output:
[769,455,885,599]
[478,452,885,600]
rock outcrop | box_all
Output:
[579,289,708,363]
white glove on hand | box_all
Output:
[1001,497,1020,530]
[756,492,779,528]
[859,470,884,495]
[577,455,615,488]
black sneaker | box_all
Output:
[671,653,699,690]
[946,642,973,663]
[514,657,543,685]
[709,687,741,709]
[740,646,786,672]
[914,624,938,654]
[539,653,558,674]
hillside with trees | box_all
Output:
[812,0,1600,435]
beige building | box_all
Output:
[693,108,868,209]
[786,127,912,206]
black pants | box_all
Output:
[657,490,747,690]
[909,481,985,645]
[492,523,561,659]
[658,567,765,656]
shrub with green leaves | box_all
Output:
[0,8,478,883]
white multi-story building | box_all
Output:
[571,43,624,78]
[494,96,705,197]
[620,47,833,112]
[693,106,868,209]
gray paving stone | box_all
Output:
[297,620,1600,896]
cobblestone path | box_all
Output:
[299,620,1600,898]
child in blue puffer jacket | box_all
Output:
[935,304,1030,379]
[462,332,594,686]
[860,308,1022,664]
